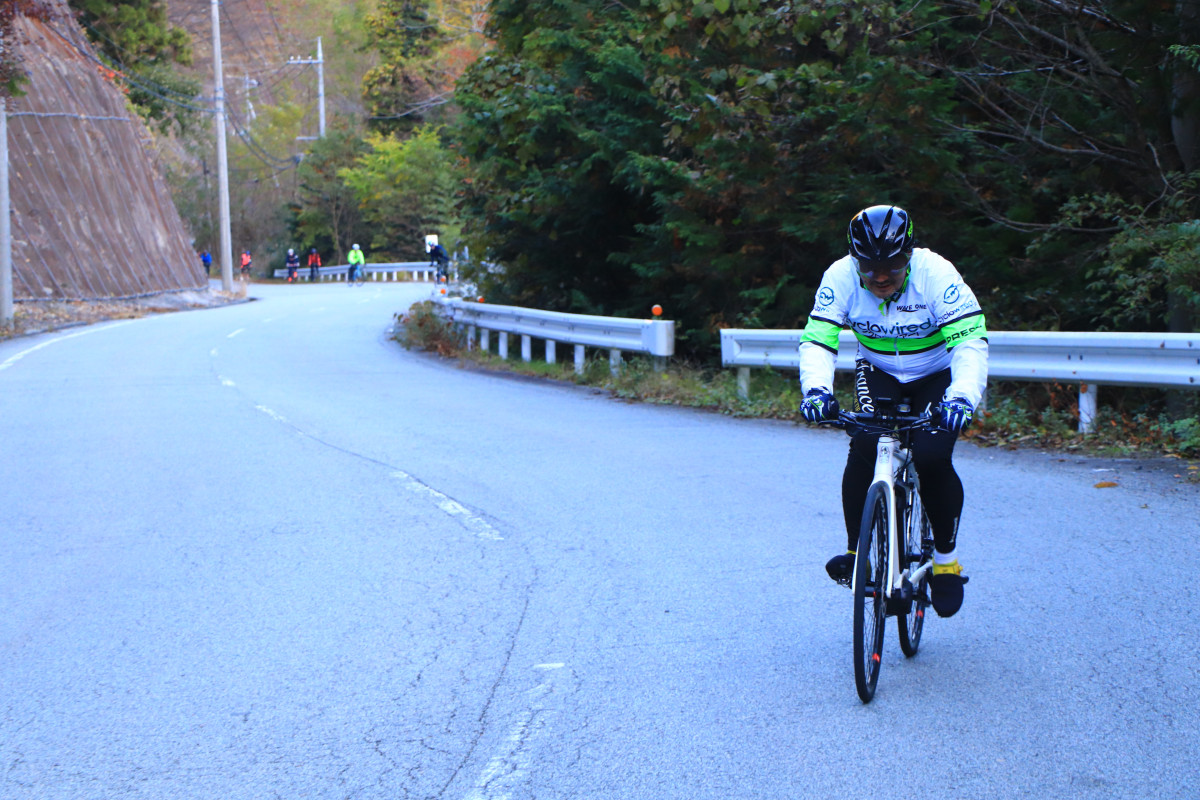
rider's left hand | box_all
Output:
[940,397,974,433]
[801,388,839,423]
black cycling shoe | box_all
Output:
[929,560,969,617]
[825,552,856,586]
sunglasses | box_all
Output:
[856,254,910,280]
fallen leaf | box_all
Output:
[1094,481,1119,488]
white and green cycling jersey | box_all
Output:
[799,248,989,408]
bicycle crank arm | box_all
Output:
[906,562,933,585]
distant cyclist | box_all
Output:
[347,243,365,283]
[307,248,322,282]
[285,248,300,282]
[798,205,988,618]
[240,250,252,279]
[429,242,450,282]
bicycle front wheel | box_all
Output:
[853,481,889,703]
[897,485,933,657]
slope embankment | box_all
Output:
[8,4,204,301]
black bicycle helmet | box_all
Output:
[848,205,913,264]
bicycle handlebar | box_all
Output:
[818,405,944,437]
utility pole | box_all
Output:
[288,37,325,138]
[1,97,11,324]
[211,0,233,292]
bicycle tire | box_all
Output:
[897,481,933,657]
[853,481,889,703]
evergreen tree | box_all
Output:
[70,0,199,132]
[452,0,666,318]
[291,127,371,260]
[338,126,461,259]
[362,0,451,135]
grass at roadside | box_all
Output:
[393,299,1200,471]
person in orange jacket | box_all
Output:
[307,248,322,282]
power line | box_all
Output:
[46,24,218,114]
[225,105,299,169]
[8,111,134,121]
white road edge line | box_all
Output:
[0,320,137,372]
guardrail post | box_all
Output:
[546,340,556,365]
[499,332,509,359]
[1079,383,1097,434]
[737,367,750,399]
[609,349,621,376]
[481,329,490,352]
[521,335,532,362]
[574,345,585,375]
[467,325,476,351]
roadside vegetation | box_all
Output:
[394,299,1200,469]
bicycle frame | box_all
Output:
[859,435,932,609]
[833,406,935,614]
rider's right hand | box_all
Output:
[801,388,839,423]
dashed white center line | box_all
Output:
[227,328,245,339]
[391,471,502,541]
[255,405,289,424]
[463,672,559,800]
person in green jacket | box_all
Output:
[347,243,365,283]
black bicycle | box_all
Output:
[821,399,938,702]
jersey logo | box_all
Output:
[943,284,962,304]
[818,286,835,306]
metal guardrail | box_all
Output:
[271,262,447,281]
[720,328,1200,431]
[433,296,675,374]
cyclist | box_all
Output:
[798,205,988,618]
[307,248,322,282]
[240,249,252,278]
[285,248,300,282]
[347,243,365,283]
[429,242,450,282]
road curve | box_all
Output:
[0,282,1196,799]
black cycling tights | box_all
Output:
[841,362,963,556]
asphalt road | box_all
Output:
[1,282,1196,800]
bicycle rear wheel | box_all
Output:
[897,484,933,657]
[853,481,889,703]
